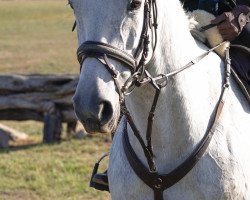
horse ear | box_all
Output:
[128,0,142,11]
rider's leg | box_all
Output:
[232,23,250,49]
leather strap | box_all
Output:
[154,190,164,200]
[77,41,138,72]
[122,47,231,199]
[123,119,221,191]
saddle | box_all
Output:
[189,10,250,104]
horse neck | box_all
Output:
[126,0,223,172]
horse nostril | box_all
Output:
[99,101,113,125]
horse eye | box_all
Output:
[129,0,142,11]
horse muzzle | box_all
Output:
[73,93,119,134]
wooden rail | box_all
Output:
[0,74,79,143]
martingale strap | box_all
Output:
[122,47,231,200]
[123,119,220,199]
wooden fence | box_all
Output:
[0,74,80,143]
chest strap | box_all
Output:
[122,47,231,200]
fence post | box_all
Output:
[42,103,62,143]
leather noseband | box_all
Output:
[77,41,138,72]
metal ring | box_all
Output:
[122,72,140,96]
[156,74,168,88]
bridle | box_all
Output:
[77,0,158,101]
[76,1,231,199]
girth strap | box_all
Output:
[77,41,138,72]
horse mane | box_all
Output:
[152,1,201,74]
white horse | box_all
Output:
[71,0,250,199]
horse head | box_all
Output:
[71,0,153,134]
[70,1,250,199]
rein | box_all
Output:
[76,0,231,199]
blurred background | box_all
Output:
[0,0,110,199]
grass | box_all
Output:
[0,0,79,74]
[0,136,111,200]
[0,0,111,199]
